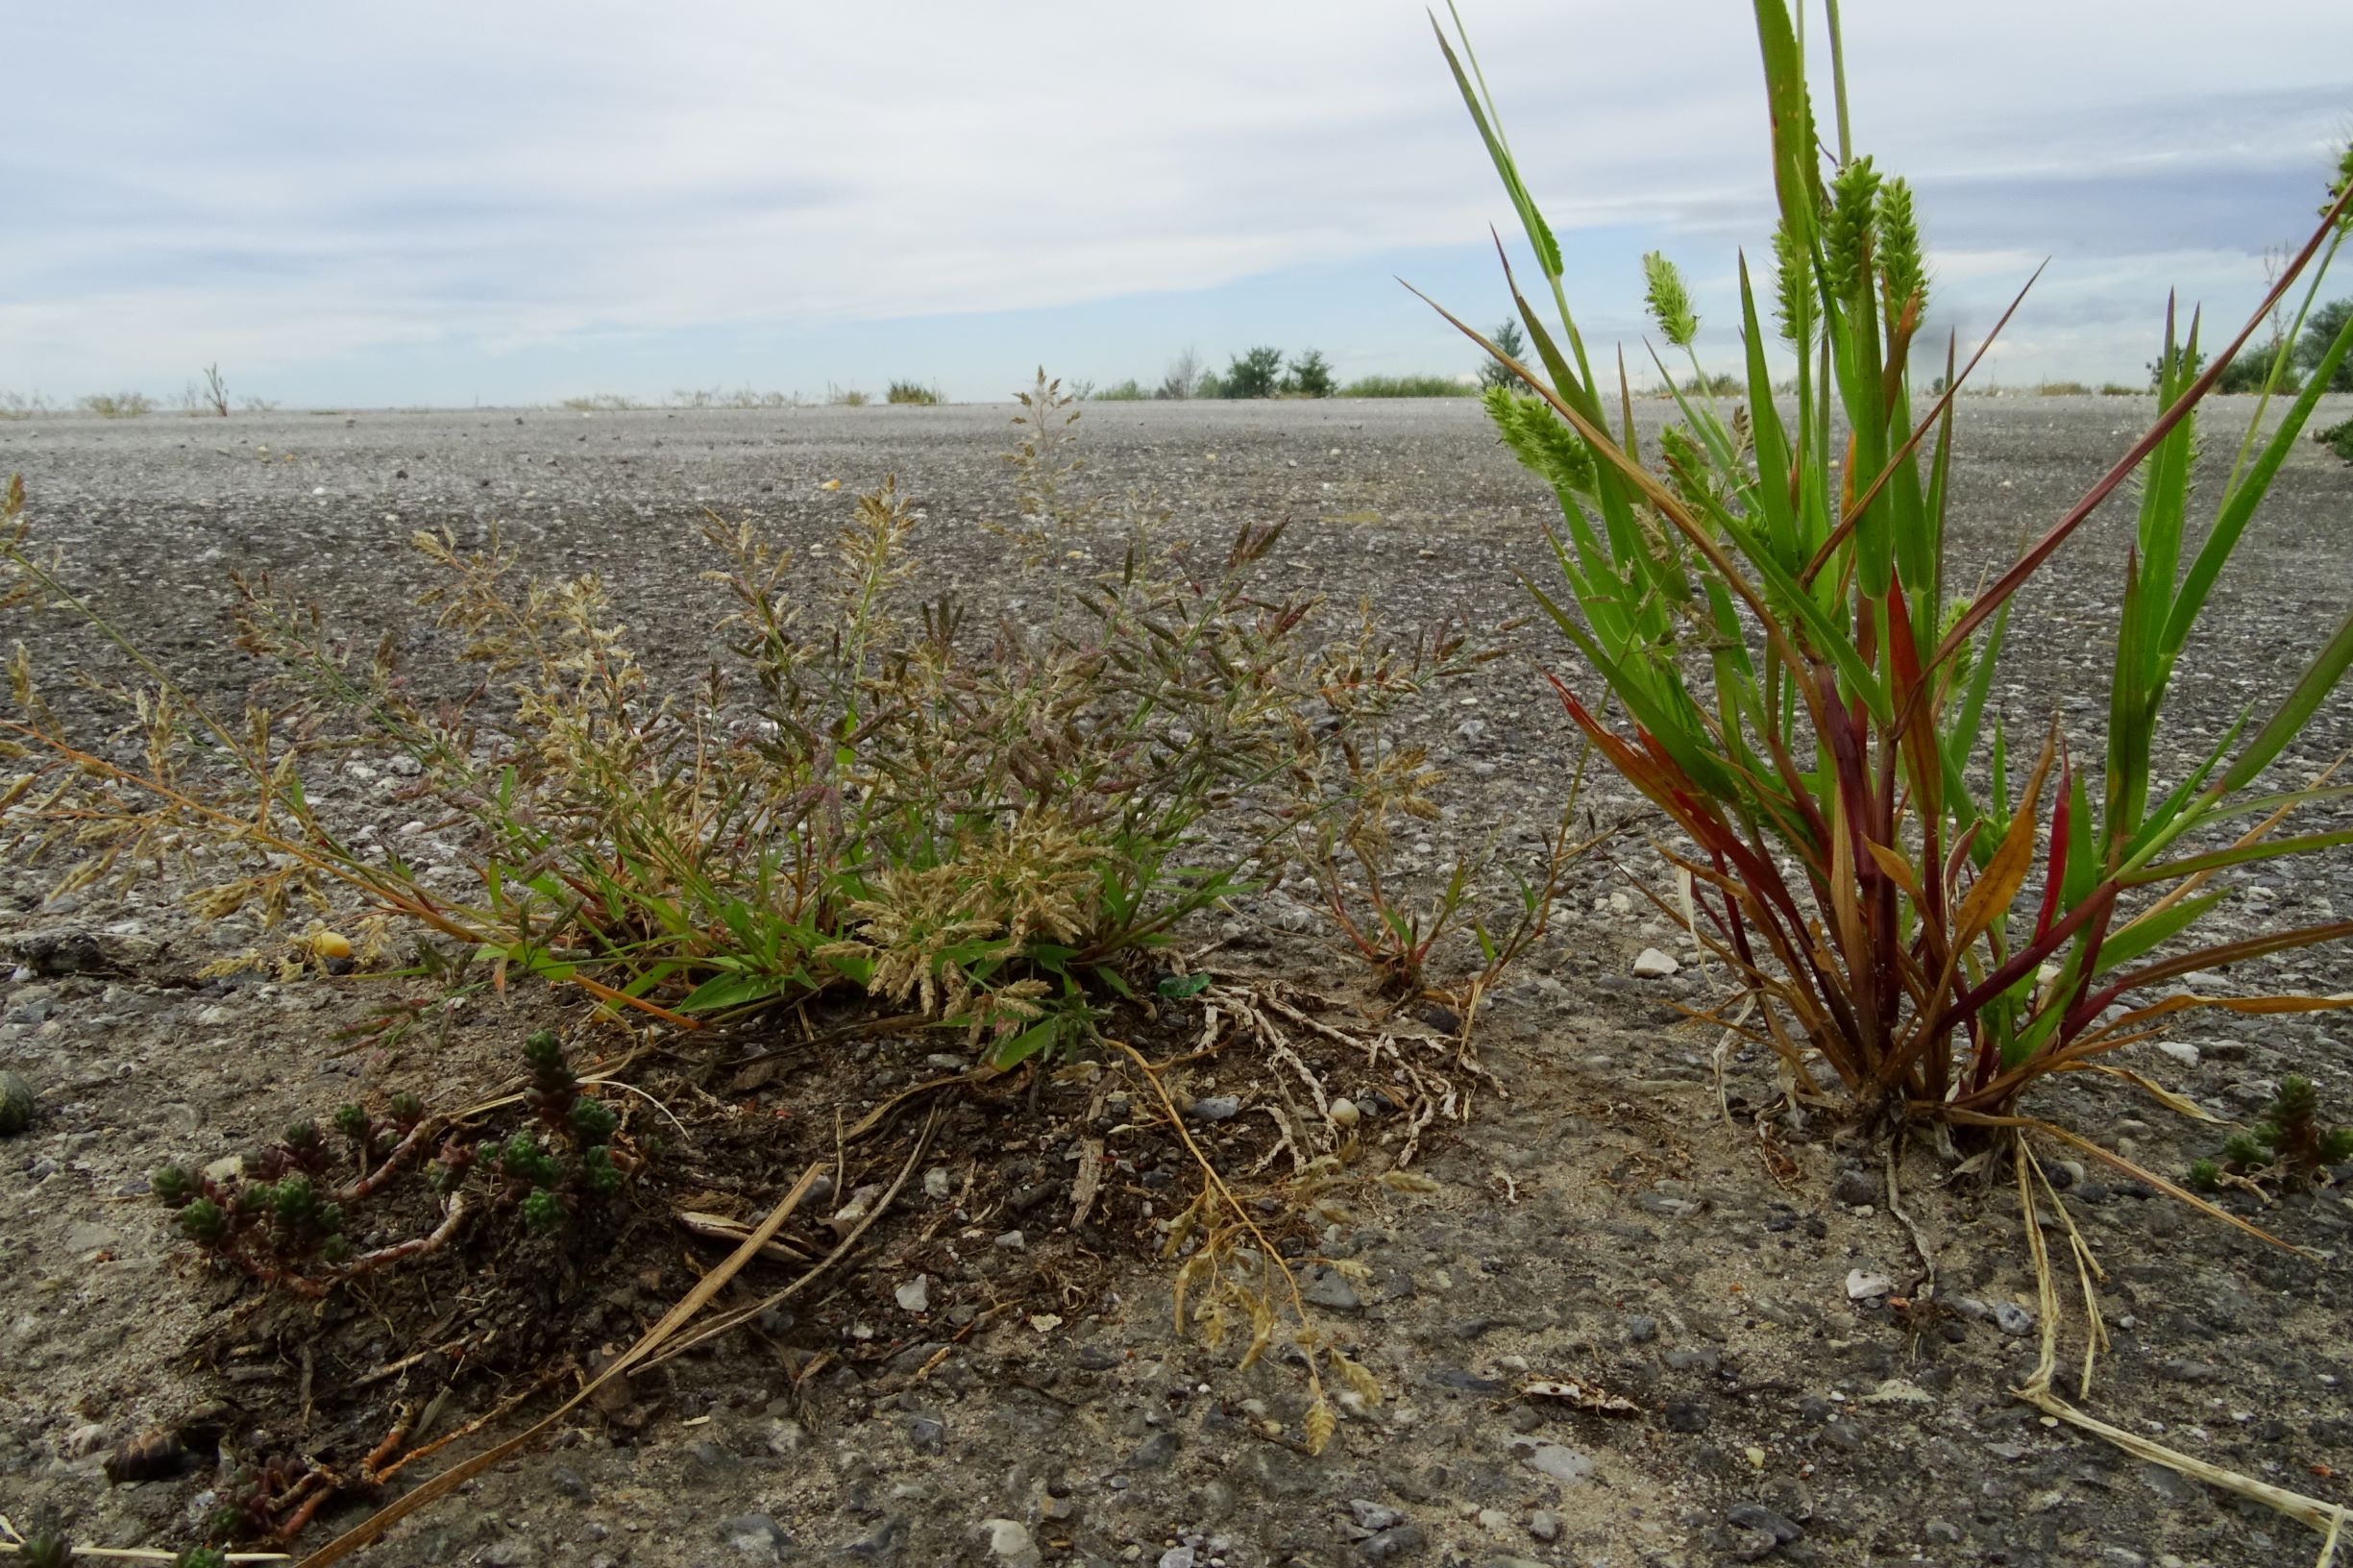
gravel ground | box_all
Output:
[3,393,2353,1568]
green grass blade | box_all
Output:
[2161,302,2353,666]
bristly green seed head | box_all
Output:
[333,1104,370,1141]
[388,1090,425,1129]
[1824,155,1882,302]
[1770,218,1813,355]
[2323,1127,2353,1164]
[1481,384,1595,502]
[2186,1158,2220,1192]
[2221,1131,2266,1169]
[1875,176,1925,331]
[1641,252,1700,350]
[173,1550,229,1568]
[2327,139,2353,229]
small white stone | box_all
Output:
[1522,1441,1595,1483]
[1328,1097,1360,1129]
[1846,1268,1893,1300]
[1632,947,1681,978]
[923,1166,953,1200]
[2155,1041,2200,1068]
[895,1275,930,1313]
[981,1519,1041,1568]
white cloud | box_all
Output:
[5,2,2347,399]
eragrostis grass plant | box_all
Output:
[0,383,1483,1066]
[1425,2,2353,1161]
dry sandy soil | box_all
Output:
[3,393,2352,1568]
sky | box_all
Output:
[5,2,2350,409]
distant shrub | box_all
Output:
[674,386,801,409]
[886,380,940,404]
[1677,370,1743,397]
[1222,346,1285,399]
[0,392,56,420]
[1157,348,1205,400]
[1478,320,1526,390]
[2096,382,2139,396]
[1091,380,1148,401]
[828,384,870,407]
[2317,416,2353,463]
[2036,380,2093,396]
[80,392,156,418]
[1337,374,1475,398]
[2294,298,2353,393]
[2217,350,2300,394]
[561,394,640,411]
[1284,349,1335,398]
[1195,371,1228,399]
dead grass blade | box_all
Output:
[2012,1136,2349,1562]
[1948,1109,2304,1255]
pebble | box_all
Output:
[1302,1268,1363,1311]
[719,1514,787,1563]
[1637,1194,1701,1219]
[1845,1269,1893,1301]
[923,1166,953,1199]
[1832,1167,1880,1207]
[993,1230,1026,1251]
[981,1518,1041,1568]
[1349,1500,1404,1531]
[1727,1503,1804,1545]
[1359,1524,1427,1562]
[1127,1431,1181,1471]
[62,1221,118,1256]
[895,1276,931,1313]
[1185,1094,1241,1121]
[1632,946,1681,977]
[2155,1041,2200,1067]
[1623,1313,1657,1344]
[1518,1441,1595,1483]
[1527,1509,1559,1543]
[1995,1302,2035,1336]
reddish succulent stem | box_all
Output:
[328,1117,440,1205]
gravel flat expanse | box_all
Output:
[4,393,2353,1568]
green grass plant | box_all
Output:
[1427,1,2353,1154]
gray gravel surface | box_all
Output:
[4,394,2353,1567]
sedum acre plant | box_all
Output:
[1429,3,2353,1140]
